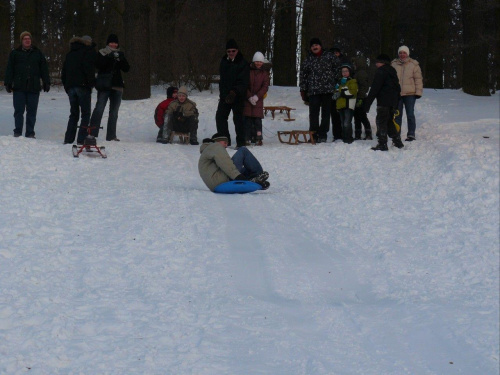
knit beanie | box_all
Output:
[212,133,229,142]
[20,31,32,43]
[226,39,239,50]
[178,86,188,96]
[309,38,322,47]
[107,34,119,45]
[375,54,391,64]
[252,51,265,63]
[166,86,178,98]
[398,45,410,56]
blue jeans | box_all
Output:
[13,91,40,137]
[395,95,417,137]
[90,89,122,140]
[231,146,263,179]
[64,87,92,144]
[339,108,354,142]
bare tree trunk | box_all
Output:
[0,0,10,80]
[423,0,449,88]
[462,0,490,96]
[227,0,264,60]
[273,0,296,86]
[301,0,334,58]
[379,0,398,55]
[14,0,40,44]
[122,0,151,99]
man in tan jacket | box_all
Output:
[391,45,423,141]
[160,86,199,145]
[198,133,269,192]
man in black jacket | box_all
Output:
[61,35,97,144]
[364,54,404,151]
[4,31,50,138]
[215,39,250,148]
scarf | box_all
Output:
[99,45,120,56]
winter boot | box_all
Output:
[364,133,373,140]
[392,137,404,149]
[371,142,388,151]
[405,136,416,142]
[251,171,269,184]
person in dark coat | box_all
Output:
[299,38,340,143]
[243,51,271,145]
[88,34,130,142]
[61,35,97,144]
[4,31,50,138]
[363,54,404,151]
[352,56,372,140]
[215,39,250,148]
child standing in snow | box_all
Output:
[243,52,271,146]
[333,63,358,143]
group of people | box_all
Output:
[300,38,423,150]
[4,31,129,143]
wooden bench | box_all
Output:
[169,132,190,144]
[277,130,316,145]
[264,106,296,121]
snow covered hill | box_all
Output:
[0,86,498,374]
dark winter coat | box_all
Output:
[219,51,250,101]
[363,64,401,112]
[299,49,340,96]
[4,45,50,92]
[243,62,271,118]
[96,48,130,89]
[352,57,370,99]
[61,37,97,91]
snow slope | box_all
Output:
[0,86,498,374]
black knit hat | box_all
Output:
[309,38,322,47]
[107,34,119,45]
[212,133,229,142]
[167,86,178,98]
[226,39,239,50]
[375,54,391,64]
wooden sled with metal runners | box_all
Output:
[169,131,190,144]
[264,106,296,121]
[277,130,316,145]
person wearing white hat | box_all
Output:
[243,51,271,145]
[391,45,423,141]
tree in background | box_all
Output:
[461,0,490,96]
[123,0,150,99]
[301,0,334,61]
[273,0,296,86]
[227,0,265,60]
[0,0,10,81]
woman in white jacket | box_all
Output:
[391,45,423,141]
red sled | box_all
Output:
[72,125,107,158]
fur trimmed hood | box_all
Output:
[69,36,93,47]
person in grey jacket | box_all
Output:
[198,133,269,192]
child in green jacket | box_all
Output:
[334,64,358,143]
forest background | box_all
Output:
[0,0,498,100]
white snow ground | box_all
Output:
[0,86,498,375]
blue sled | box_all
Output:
[214,181,262,194]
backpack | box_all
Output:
[154,98,174,127]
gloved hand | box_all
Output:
[234,174,248,181]
[251,95,258,103]
[173,110,185,122]
[113,51,120,61]
[225,90,237,104]
[355,99,363,108]
[300,91,306,101]
[43,82,50,92]
[248,97,256,105]
[333,91,341,100]
[5,84,12,93]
